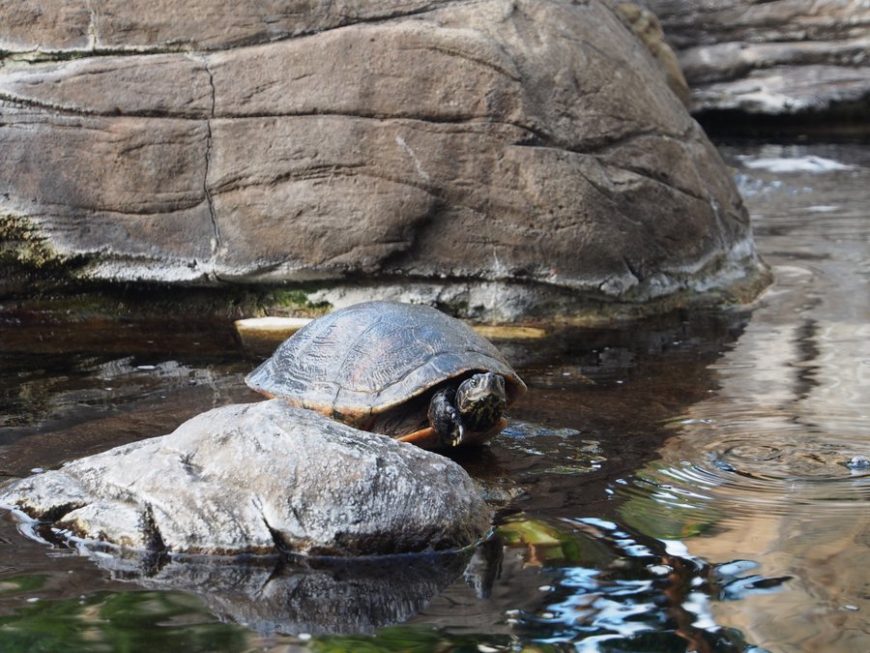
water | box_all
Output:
[0,142,867,652]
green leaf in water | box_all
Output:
[497,516,613,566]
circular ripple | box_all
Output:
[722,443,784,463]
[703,436,870,482]
[614,435,870,535]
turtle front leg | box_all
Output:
[427,386,465,447]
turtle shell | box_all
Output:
[245,301,526,430]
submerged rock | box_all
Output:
[0,0,765,319]
[0,401,491,556]
[642,0,870,119]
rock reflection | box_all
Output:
[84,547,475,636]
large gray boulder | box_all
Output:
[0,0,765,319]
[0,400,491,556]
[641,0,870,117]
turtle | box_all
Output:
[245,301,527,449]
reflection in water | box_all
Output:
[619,144,870,653]
[0,303,763,650]
[0,142,866,651]
[88,547,474,636]
[433,514,791,651]
[0,320,256,477]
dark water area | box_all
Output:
[0,142,867,652]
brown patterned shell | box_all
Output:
[245,301,526,426]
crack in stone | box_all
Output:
[33,500,86,523]
[623,255,642,283]
[188,1,461,52]
[0,91,209,119]
[254,499,293,554]
[139,503,167,554]
[210,163,433,196]
[603,160,710,204]
[512,127,713,206]
[0,2,465,63]
[400,42,521,82]
[139,503,170,576]
[198,55,220,266]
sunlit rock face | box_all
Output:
[0,0,764,319]
[641,0,870,117]
[0,401,492,556]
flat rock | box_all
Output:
[0,0,766,319]
[642,0,870,117]
[0,400,492,556]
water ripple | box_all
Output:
[619,449,870,526]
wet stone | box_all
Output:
[0,400,492,557]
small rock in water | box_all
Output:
[845,456,870,471]
[710,456,736,473]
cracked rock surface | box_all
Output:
[641,0,870,116]
[0,400,492,556]
[0,0,764,317]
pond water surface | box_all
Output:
[0,142,867,652]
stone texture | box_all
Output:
[611,2,691,106]
[0,0,91,51]
[0,0,766,318]
[0,400,491,556]
[640,0,870,115]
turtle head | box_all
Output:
[455,372,507,432]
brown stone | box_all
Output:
[0,0,766,319]
[0,0,90,51]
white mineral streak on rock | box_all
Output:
[395,135,431,183]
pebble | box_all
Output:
[845,456,870,470]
